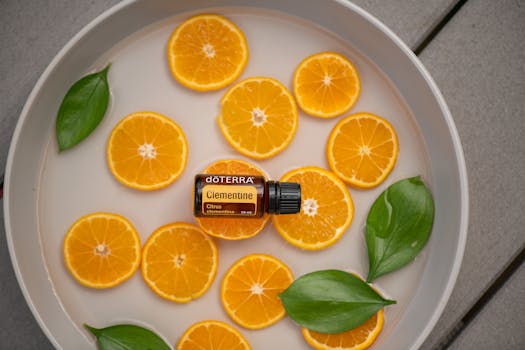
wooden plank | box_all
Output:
[419,0,525,347]
[449,263,525,349]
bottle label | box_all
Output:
[202,184,258,216]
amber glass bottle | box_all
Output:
[194,174,301,218]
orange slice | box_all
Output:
[107,111,188,191]
[177,320,251,350]
[141,222,218,302]
[302,310,384,350]
[272,166,354,250]
[167,14,248,91]
[195,159,270,240]
[326,112,399,188]
[63,212,141,289]
[221,254,294,329]
[294,52,361,118]
[218,77,298,159]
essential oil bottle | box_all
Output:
[194,174,301,217]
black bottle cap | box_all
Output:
[267,181,301,215]
[278,182,301,214]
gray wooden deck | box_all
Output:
[1,0,524,349]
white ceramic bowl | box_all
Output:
[4,1,468,349]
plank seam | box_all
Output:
[433,245,525,349]
[413,0,470,55]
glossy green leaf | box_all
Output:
[366,176,435,282]
[84,324,170,350]
[56,64,110,151]
[279,270,396,333]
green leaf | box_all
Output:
[84,323,171,350]
[366,176,435,282]
[279,270,396,333]
[56,64,111,151]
